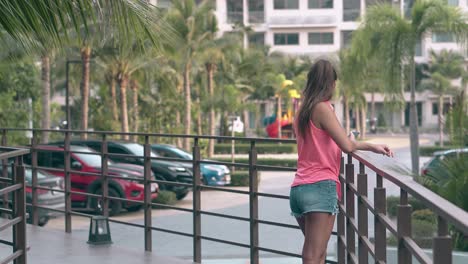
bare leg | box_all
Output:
[296,216,305,235]
[302,212,336,264]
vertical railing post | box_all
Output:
[249,140,259,264]
[101,135,109,217]
[357,162,368,264]
[397,190,412,264]
[337,156,346,264]
[433,216,452,264]
[346,153,356,263]
[1,130,8,216]
[31,131,39,225]
[192,138,202,262]
[374,173,387,262]
[144,136,153,251]
[64,130,72,233]
[14,156,27,264]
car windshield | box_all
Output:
[169,147,193,160]
[124,143,157,158]
[74,148,112,167]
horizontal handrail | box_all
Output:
[352,151,468,235]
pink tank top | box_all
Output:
[292,101,342,200]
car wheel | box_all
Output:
[126,205,143,212]
[92,188,123,216]
[176,191,189,200]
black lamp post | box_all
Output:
[87,215,112,245]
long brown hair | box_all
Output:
[296,59,337,138]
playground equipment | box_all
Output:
[263,80,301,138]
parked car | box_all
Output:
[421,148,468,178]
[51,140,193,200]
[23,145,159,215]
[151,144,231,186]
[0,167,65,226]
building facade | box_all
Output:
[151,0,467,133]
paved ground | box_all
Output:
[0,219,194,264]
[35,134,448,263]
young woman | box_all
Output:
[290,59,393,264]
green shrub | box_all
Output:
[214,143,297,154]
[151,190,177,208]
[419,146,456,156]
[229,171,261,186]
[386,196,427,217]
[377,113,387,127]
[412,209,436,224]
[213,157,297,168]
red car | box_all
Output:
[24,145,158,215]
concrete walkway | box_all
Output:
[0,219,195,264]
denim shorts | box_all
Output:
[290,180,339,217]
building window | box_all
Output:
[227,0,243,24]
[343,0,360,21]
[309,32,334,45]
[274,33,299,45]
[415,38,422,56]
[432,32,454,43]
[309,0,333,8]
[249,32,265,46]
[248,0,265,23]
[341,30,353,49]
[274,0,299,9]
[432,103,438,115]
[403,0,415,18]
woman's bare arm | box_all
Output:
[314,102,393,157]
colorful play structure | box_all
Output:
[263,80,301,138]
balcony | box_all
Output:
[1,128,467,263]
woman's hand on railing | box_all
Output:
[370,144,394,157]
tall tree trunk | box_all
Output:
[196,84,202,135]
[277,96,282,138]
[131,80,139,142]
[409,57,420,175]
[118,74,129,140]
[110,76,119,122]
[40,55,50,143]
[80,46,91,140]
[355,106,361,137]
[207,63,215,157]
[438,95,444,147]
[361,106,367,140]
[183,63,192,150]
[243,109,249,137]
[176,81,183,148]
[344,97,350,135]
[371,92,376,121]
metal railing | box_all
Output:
[0,147,29,264]
[1,128,467,264]
[338,152,468,264]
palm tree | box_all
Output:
[0,0,175,142]
[422,50,464,147]
[166,0,215,150]
[351,1,467,174]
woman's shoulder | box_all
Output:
[314,101,332,113]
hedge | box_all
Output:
[214,143,297,154]
[152,190,177,208]
[419,146,458,157]
[213,157,297,168]
[228,171,261,187]
[386,196,427,217]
